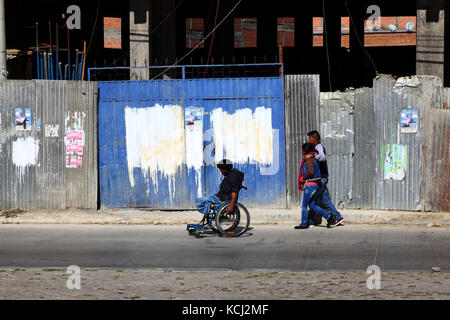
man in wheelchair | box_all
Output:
[196,159,244,215]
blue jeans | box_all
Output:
[300,185,330,226]
[317,177,343,220]
[196,194,221,214]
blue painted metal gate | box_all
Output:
[98,77,286,209]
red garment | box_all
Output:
[298,152,315,192]
[298,159,305,191]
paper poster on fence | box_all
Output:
[185,106,203,127]
[384,144,407,180]
[65,129,85,168]
[400,109,418,133]
[15,107,32,131]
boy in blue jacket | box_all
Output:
[295,143,335,229]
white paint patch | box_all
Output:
[124,104,185,199]
[45,124,59,137]
[185,120,204,198]
[211,107,274,165]
[12,137,39,181]
[66,111,87,131]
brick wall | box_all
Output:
[185,16,416,49]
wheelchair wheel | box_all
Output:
[208,213,220,234]
[215,202,250,237]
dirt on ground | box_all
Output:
[1,269,449,300]
[0,209,27,219]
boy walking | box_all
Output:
[306,130,344,227]
[295,143,335,229]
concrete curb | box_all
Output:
[0,208,449,226]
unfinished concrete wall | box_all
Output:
[129,0,150,80]
[417,0,446,82]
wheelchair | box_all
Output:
[186,186,250,238]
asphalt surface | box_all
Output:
[0,225,448,272]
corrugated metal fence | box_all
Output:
[0,74,447,212]
[298,74,446,211]
[319,92,355,208]
[352,87,376,209]
[423,108,450,212]
[0,80,98,210]
[284,75,320,207]
[98,77,286,209]
[373,75,442,211]
[443,88,450,109]
[286,74,447,211]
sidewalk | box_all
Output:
[1,207,449,226]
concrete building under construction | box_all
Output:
[2,0,450,90]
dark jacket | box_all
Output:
[315,143,329,178]
[216,168,244,201]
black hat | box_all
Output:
[217,159,233,170]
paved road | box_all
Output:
[0,225,448,271]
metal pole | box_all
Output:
[55,23,59,80]
[48,20,53,79]
[81,41,86,81]
[40,53,44,79]
[36,23,40,79]
[0,0,7,79]
[58,62,63,80]
[75,49,79,80]
[67,26,70,80]
[43,52,48,79]
[79,53,84,81]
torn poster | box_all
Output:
[383,144,407,180]
[65,129,85,168]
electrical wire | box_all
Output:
[322,0,332,92]
[344,0,378,75]
[151,0,244,80]
[203,0,221,77]
[86,0,102,60]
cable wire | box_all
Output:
[344,0,378,75]
[86,0,102,60]
[204,0,221,77]
[322,0,332,92]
